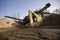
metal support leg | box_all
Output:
[28,10,43,27]
[28,10,34,26]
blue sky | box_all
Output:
[0,0,60,19]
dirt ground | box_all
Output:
[0,27,60,40]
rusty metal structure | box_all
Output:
[4,3,60,27]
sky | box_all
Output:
[0,0,60,19]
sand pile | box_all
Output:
[0,18,16,28]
